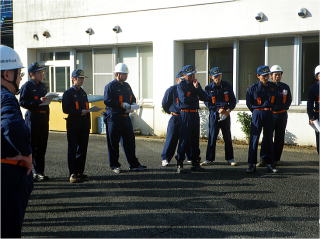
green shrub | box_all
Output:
[237,112,252,142]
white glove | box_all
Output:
[218,113,227,122]
[121,102,131,110]
[130,103,140,110]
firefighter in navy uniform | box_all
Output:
[307,65,320,154]
[259,65,292,166]
[1,45,33,238]
[201,67,237,167]
[246,65,278,173]
[176,65,208,173]
[62,69,91,183]
[103,63,146,174]
[19,62,50,182]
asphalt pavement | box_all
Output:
[22,132,319,238]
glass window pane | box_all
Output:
[301,35,319,101]
[55,67,66,92]
[139,46,153,99]
[238,40,265,100]
[94,75,113,95]
[195,73,207,88]
[209,47,233,88]
[43,67,50,91]
[118,47,139,97]
[94,49,113,73]
[77,51,93,94]
[40,52,53,61]
[50,67,54,92]
[55,52,70,60]
[268,38,294,96]
[184,42,207,72]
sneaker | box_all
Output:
[176,165,186,174]
[190,165,206,172]
[162,160,169,167]
[256,160,266,167]
[266,164,278,173]
[33,174,49,182]
[186,160,192,164]
[227,159,237,166]
[200,160,214,166]
[246,164,256,173]
[129,165,146,171]
[112,167,121,174]
[69,174,81,183]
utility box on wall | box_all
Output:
[49,95,105,134]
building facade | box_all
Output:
[13,0,320,145]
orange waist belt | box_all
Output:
[272,110,287,114]
[171,112,180,116]
[254,108,271,111]
[181,109,198,113]
[1,159,29,168]
[314,109,320,113]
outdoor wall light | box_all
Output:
[42,31,51,38]
[33,34,39,40]
[85,28,94,35]
[255,12,265,22]
[112,25,121,33]
[298,8,308,18]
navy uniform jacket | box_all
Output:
[104,79,136,119]
[177,80,208,109]
[1,86,32,158]
[62,86,91,129]
[204,81,236,112]
[19,80,49,112]
[272,82,292,111]
[162,85,180,114]
[307,81,320,120]
[246,81,276,112]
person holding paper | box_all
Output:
[62,69,91,183]
[259,65,292,167]
[307,65,320,154]
[19,62,50,182]
[103,63,146,174]
[201,67,237,167]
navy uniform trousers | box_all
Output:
[248,110,274,164]
[206,112,234,162]
[25,111,49,175]
[105,115,141,169]
[161,114,181,161]
[66,118,90,176]
[1,165,33,238]
[176,111,201,166]
[260,111,288,162]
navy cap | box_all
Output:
[209,67,222,77]
[181,65,197,76]
[256,65,270,76]
[176,70,183,79]
[28,62,46,73]
[72,69,87,78]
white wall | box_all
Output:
[13,0,320,145]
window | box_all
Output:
[238,40,265,100]
[76,50,93,94]
[268,37,294,101]
[56,52,70,60]
[184,42,207,87]
[40,52,53,61]
[209,45,233,87]
[139,46,153,99]
[55,67,70,92]
[301,35,319,101]
[93,49,114,95]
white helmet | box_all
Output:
[314,65,320,76]
[270,65,283,73]
[0,45,24,70]
[114,63,129,74]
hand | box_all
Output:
[121,102,131,110]
[309,120,314,125]
[193,79,199,88]
[8,154,33,175]
[40,97,47,102]
[81,109,89,115]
